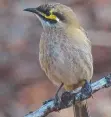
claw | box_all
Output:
[81,80,92,98]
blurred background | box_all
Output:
[0,0,111,117]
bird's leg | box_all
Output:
[53,83,64,105]
[43,83,64,105]
[81,80,92,98]
[55,83,64,100]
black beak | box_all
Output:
[24,8,37,14]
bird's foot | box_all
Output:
[81,80,92,98]
[61,91,73,107]
[43,93,60,105]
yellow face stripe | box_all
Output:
[41,9,57,20]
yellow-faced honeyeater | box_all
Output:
[24,3,93,117]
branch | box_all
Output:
[24,74,111,117]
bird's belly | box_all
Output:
[39,46,92,87]
[40,55,77,86]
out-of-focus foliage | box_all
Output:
[0,0,111,117]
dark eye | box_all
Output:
[53,12,65,21]
[45,9,50,16]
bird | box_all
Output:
[24,3,93,117]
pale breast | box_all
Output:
[39,31,93,86]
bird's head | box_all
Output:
[24,3,80,30]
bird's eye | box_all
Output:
[45,9,50,16]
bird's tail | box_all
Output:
[73,101,90,117]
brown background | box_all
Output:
[0,0,111,117]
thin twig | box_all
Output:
[24,74,111,117]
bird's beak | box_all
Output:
[24,8,38,14]
[24,7,44,19]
